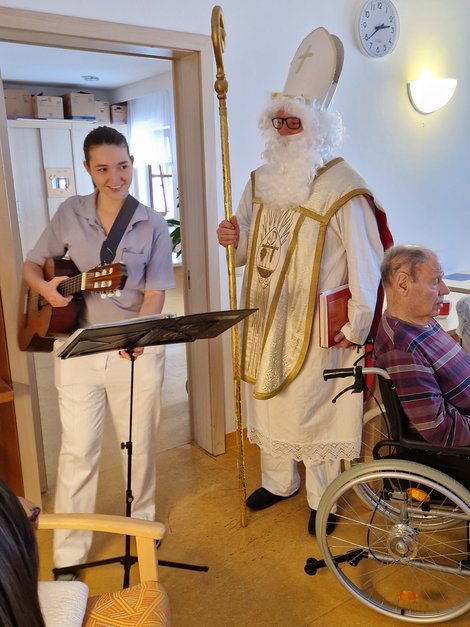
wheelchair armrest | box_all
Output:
[374,435,470,459]
[399,435,470,457]
[373,439,401,459]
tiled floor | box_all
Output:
[37,435,470,626]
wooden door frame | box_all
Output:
[0,7,225,501]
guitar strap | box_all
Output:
[100,194,139,265]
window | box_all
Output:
[128,90,177,219]
[148,162,173,215]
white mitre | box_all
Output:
[282,27,344,110]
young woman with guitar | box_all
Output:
[22,126,175,576]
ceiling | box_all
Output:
[0,41,171,90]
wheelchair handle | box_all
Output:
[323,368,355,380]
[323,366,391,381]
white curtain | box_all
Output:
[128,91,173,210]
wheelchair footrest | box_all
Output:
[305,548,365,576]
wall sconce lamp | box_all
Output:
[407,71,457,114]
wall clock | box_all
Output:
[357,0,400,58]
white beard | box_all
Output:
[255,96,344,211]
[256,133,319,210]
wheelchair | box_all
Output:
[305,366,470,623]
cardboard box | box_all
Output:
[4,88,33,118]
[32,95,64,119]
[95,100,110,124]
[110,103,127,124]
[62,91,96,120]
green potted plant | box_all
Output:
[166,217,181,258]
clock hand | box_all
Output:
[365,26,380,40]
[365,23,391,40]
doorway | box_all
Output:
[6,57,191,491]
[0,7,225,501]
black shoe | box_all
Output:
[246,487,300,511]
[308,508,337,535]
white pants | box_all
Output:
[53,344,165,568]
[260,448,341,510]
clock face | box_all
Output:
[358,0,400,58]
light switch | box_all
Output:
[45,168,76,198]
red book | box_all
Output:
[318,284,351,348]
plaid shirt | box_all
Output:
[374,313,470,446]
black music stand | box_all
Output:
[51,308,255,587]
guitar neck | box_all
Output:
[57,273,84,297]
[37,260,125,306]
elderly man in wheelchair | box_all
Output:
[306,245,470,624]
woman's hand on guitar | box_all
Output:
[41,275,73,307]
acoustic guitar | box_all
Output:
[18,257,127,352]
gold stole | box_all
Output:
[240,158,379,399]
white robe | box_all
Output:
[235,160,387,463]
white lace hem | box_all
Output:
[248,427,360,462]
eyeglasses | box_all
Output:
[271,117,302,130]
[28,506,41,524]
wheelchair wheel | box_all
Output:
[343,410,458,531]
[343,405,391,470]
[343,405,396,506]
[316,459,470,623]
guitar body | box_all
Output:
[18,257,127,352]
[43,257,83,334]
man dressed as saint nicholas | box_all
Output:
[217,27,393,535]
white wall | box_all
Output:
[4,0,468,270]
[2,0,469,434]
